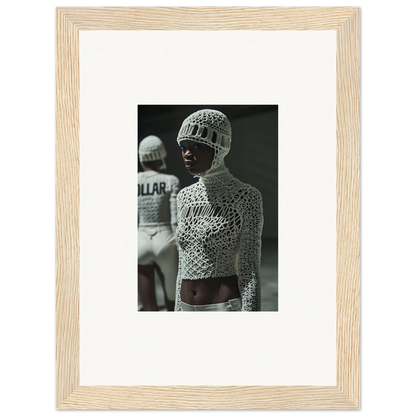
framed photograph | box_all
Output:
[56,7,360,409]
[137,104,279,312]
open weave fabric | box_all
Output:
[137,171,180,230]
[138,135,179,228]
[174,109,264,311]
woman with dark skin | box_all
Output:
[174,109,263,312]
[178,140,241,306]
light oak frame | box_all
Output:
[56,7,360,409]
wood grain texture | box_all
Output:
[56,6,360,409]
[56,8,80,408]
[336,8,361,408]
[57,6,357,31]
[60,386,357,410]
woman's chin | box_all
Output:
[186,165,198,175]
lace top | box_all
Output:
[175,168,263,311]
[138,171,180,230]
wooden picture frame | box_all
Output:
[56,7,360,409]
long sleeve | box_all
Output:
[237,186,264,311]
[174,254,183,311]
[137,173,140,227]
[174,190,184,311]
[170,176,180,235]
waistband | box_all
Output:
[138,223,173,230]
[181,297,242,311]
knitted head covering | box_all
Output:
[139,135,167,170]
[177,109,232,174]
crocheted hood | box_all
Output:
[139,135,167,170]
[177,109,231,177]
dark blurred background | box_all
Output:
[138,105,278,310]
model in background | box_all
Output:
[138,135,180,311]
[175,109,263,311]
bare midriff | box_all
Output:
[180,275,240,305]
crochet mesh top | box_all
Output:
[138,171,180,229]
[174,168,263,311]
[174,109,264,311]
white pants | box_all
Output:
[138,225,178,300]
[180,297,242,311]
